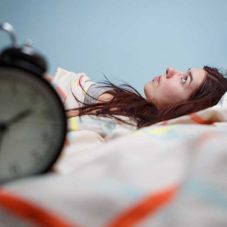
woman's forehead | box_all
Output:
[191,68,206,75]
[189,68,207,89]
[190,68,207,81]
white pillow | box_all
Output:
[212,92,227,109]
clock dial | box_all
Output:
[0,67,67,183]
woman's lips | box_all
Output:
[153,76,161,84]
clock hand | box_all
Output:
[0,122,8,151]
[0,109,32,151]
[7,109,33,126]
[0,122,7,132]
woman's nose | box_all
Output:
[165,67,180,79]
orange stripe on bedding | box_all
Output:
[78,75,87,95]
[78,75,84,88]
[0,189,75,227]
[64,138,70,147]
[107,186,178,227]
[55,86,67,102]
[194,131,220,148]
[158,120,168,126]
[190,113,214,124]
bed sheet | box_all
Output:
[1,68,227,226]
[0,106,227,227]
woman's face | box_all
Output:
[144,67,207,108]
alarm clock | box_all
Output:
[0,23,67,184]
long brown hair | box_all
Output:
[68,66,227,128]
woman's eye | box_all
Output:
[181,75,188,84]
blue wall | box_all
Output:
[0,0,226,94]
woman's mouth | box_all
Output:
[153,76,161,84]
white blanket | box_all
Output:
[1,69,227,227]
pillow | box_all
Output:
[212,92,227,109]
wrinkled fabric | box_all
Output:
[1,68,227,227]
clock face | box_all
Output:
[0,67,67,183]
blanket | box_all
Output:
[1,68,227,227]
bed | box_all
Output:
[0,68,227,227]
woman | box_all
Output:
[66,66,227,128]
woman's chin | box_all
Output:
[144,82,153,100]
